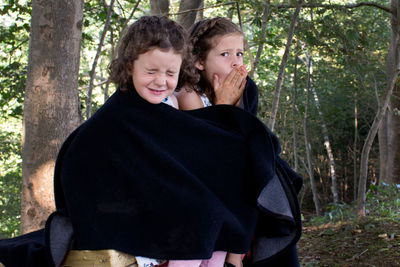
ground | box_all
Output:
[298,217,400,267]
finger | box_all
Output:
[213,74,220,90]
[231,72,242,88]
[240,65,248,76]
[239,77,246,92]
[224,67,240,84]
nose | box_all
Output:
[231,56,242,68]
[154,74,166,87]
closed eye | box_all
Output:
[167,71,178,77]
[146,69,156,74]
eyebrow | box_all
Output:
[145,67,178,73]
[217,48,244,52]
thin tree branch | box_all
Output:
[117,0,141,48]
[249,0,271,77]
[168,2,236,16]
[86,0,116,119]
[276,2,391,14]
[269,0,303,131]
[80,79,109,91]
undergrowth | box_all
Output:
[308,182,400,226]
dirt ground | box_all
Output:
[298,218,400,267]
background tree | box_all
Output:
[21,0,84,233]
[150,0,169,15]
[387,0,400,185]
[176,0,203,30]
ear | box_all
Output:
[195,59,205,71]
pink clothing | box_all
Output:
[167,251,227,267]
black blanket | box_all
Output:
[0,79,302,267]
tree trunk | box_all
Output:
[388,82,400,184]
[86,0,115,119]
[385,0,400,185]
[269,0,303,131]
[357,85,394,216]
[177,0,203,30]
[378,102,389,185]
[353,97,358,201]
[357,50,398,217]
[150,0,169,15]
[195,0,204,22]
[21,0,83,233]
[292,55,299,172]
[249,0,271,78]
[310,80,338,203]
[387,0,400,185]
[304,57,321,216]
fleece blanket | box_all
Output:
[0,79,302,267]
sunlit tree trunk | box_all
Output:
[309,83,338,203]
[269,0,302,131]
[21,0,83,233]
[304,57,321,216]
[299,54,338,203]
[177,0,203,30]
[311,87,338,203]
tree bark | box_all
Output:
[177,0,203,30]
[150,0,169,15]
[387,0,400,184]
[86,0,115,119]
[21,0,83,233]
[269,0,303,131]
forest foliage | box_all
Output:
[0,0,396,238]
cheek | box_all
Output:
[214,59,232,75]
[167,77,179,89]
[212,66,230,80]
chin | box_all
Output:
[147,98,164,104]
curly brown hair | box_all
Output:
[189,17,244,97]
[109,16,199,91]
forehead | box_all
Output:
[136,48,182,66]
[212,33,244,49]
